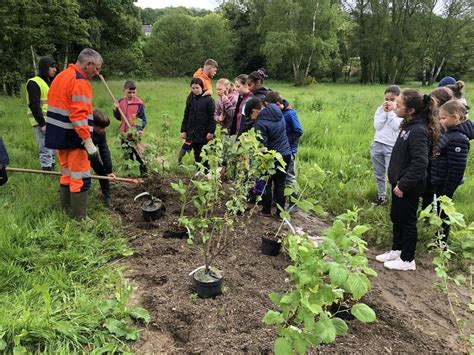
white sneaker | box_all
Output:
[375,250,401,263]
[384,258,416,271]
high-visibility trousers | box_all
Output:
[58,149,91,192]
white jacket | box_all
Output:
[373,106,403,147]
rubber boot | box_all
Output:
[178,148,187,164]
[60,185,71,215]
[70,191,88,221]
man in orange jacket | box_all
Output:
[193,59,218,96]
[45,48,103,220]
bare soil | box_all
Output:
[109,174,472,353]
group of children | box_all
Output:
[178,61,304,216]
[371,77,472,271]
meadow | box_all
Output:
[0,79,472,352]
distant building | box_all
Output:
[143,24,152,37]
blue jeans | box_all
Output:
[371,141,392,199]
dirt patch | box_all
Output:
[110,174,470,353]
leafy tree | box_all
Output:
[260,0,344,86]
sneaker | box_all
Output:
[372,197,386,206]
[384,258,416,271]
[375,250,401,263]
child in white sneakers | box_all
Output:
[376,89,439,271]
[371,85,402,205]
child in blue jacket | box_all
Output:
[0,136,9,186]
[431,99,473,242]
[245,97,292,217]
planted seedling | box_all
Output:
[134,192,165,222]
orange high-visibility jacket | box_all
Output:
[45,64,93,149]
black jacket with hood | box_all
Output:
[181,93,216,144]
[388,114,429,194]
[26,56,57,126]
[431,120,474,197]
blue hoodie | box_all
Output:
[0,137,9,168]
[255,103,292,157]
[282,101,303,154]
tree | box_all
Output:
[260,0,344,86]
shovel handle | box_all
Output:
[98,74,131,129]
[6,167,142,184]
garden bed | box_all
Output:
[110,174,469,353]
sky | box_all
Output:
[135,0,219,10]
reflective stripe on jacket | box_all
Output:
[26,76,49,126]
[45,64,93,149]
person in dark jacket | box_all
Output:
[431,100,473,242]
[230,74,253,136]
[91,110,115,206]
[247,68,270,100]
[26,56,58,170]
[179,78,216,167]
[245,97,292,217]
[376,89,439,271]
[0,136,9,186]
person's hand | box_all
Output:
[393,184,404,198]
[137,130,144,136]
[40,125,46,134]
[181,132,186,139]
[107,173,116,181]
[217,114,224,122]
[83,138,98,159]
[0,167,8,186]
[206,133,214,141]
[113,102,119,110]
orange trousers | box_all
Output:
[58,149,91,192]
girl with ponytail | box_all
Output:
[376,89,439,271]
[247,68,270,100]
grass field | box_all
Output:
[0,79,472,351]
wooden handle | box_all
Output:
[98,74,131,129]
[6,167,142,184]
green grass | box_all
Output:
[0,79,472,351]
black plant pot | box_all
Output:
[330,302,355,321]
[261,237,281,256]
[141,200,165,222]
[193,268,223,299]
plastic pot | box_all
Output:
[330,302,355,321]
[192,267,223,299]
[141,199,165,222]
[261,237,281,256]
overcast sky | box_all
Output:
[135,0,219,10]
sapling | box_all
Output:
[263,209,377,354]
[419,196,474,352]
[172,131,281,280]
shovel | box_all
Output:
[6,167,143,184]
[99,74,147,176]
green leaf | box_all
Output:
[351,303,376,323]
[468,303,474,311]
[274,337,293,355]
[346,273,370,300]
[130,307,151,323]
[263,310,285,325]
[329,264,349,285]
[269,292,282,304]
[0,339,6,351]
[353,225,370,236]
[315,318,336,343]
[331,317,348,336]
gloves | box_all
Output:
[0,167,8,186]
[83,138,98,158]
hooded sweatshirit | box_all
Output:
[26,57,56,126]
[431,120,474,197]
[255,103,292,157]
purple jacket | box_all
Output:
[214,91,238,130]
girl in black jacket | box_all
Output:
[247,68,270,100]
[376,89,440,271]
[179,78,216,167]
[431,100,473,242]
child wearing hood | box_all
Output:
[26,56,58,170]
[245,97,292,217]
[431,99,473,242]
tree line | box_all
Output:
[1,0,473,95]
